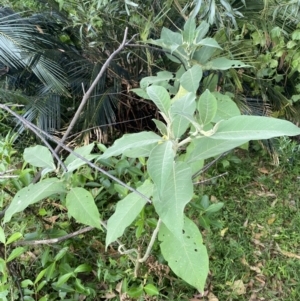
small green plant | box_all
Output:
[2,17,300,297]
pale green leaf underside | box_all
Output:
[148,141,174,192]
[66,187,101,229]
[4,178,66,223]
[204,57,251,70]
[100,132,162,159]
[153,161,193,238]
[159,217,209,292]
[212,92,240,122]
[147,85,171,116]
[170,92,196,138]
[197,89,217,126]
[185,137,247,163]
[180,65,203,93]
[212,116,300,140]
[106,180,153,248]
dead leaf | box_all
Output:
[267,215,276,225]
[207,292,219,301]
[276,243,300,259]
[231,280,246,295]
[258,167,269,174]
[220,227,228,237]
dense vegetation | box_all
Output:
[1,1,300,300]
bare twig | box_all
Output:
[193,172,228,185]
[0,105,67,172]
[13,226,94,246]
[55,27,129,154]
[0,104,152,204]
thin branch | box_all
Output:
[0,105,67,172]
[0,104,152,204]
[55,27,129,154]
[127,43,188,70]
[13,226,94,246]
[138,218,162,263]
[193,172,228,185]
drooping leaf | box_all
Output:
[147,141,174,193]
[23,145,55,169]
[153,161,193,238]
[100,132,162,159]
[66,187,101,229]
[180,65,203,93]
[212,116,300,140]
[197,89,217,126]
[170,92,196,138]
[146,85,171,116]
[106,180,153,248]
[159,216,209,292]
[4,178,66,223]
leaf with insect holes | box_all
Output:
[159,216,209,292]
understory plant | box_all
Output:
[1,17,300,299]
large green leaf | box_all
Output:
[197,89,217,126]
[146,85,171,116]
[212,92,240,122]
[147,141,175,193]
[4,178,66,223]
[23,145,55,169]
[153,161,193,238]
[100,132,162,159]
[185,137,247,163]
[170,93,196,138]
[66,187,101,229]
[159,216,209,292]
[212,116,300,140]
[106,180,153,248]
[180,65,203,93]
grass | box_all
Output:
[198,139,300,300]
